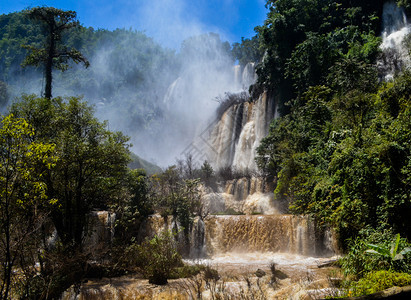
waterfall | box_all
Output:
[204,215,334,257]
[233,65,242,89]
[160,62,262,167]
[242,62,258,88]
[138,214,336,259]
[379,1,410,80]
[206,91,276,172]
[202,176,279,215]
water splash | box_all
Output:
[379,1,410,80]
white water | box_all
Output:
[162,62,260,167]
[380,1,411,80]
[189,252,337,277]
[206,91,276,172]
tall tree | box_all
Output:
[22,7,89,99]
[0,114,56,300]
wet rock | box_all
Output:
[318,259,339,268]
[255,269,266,278]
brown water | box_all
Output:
[63,212,338,299]
[204,215,333,257]
[62,252,340,299]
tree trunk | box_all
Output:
[44,29,55,100]
[1,199,12,300]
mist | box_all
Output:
[0,0,256,168]
[93,32,242,167]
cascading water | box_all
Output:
[233,62,258,90]
[203,176,278,215]
[67,60,338,298]
[379,1,410,80]
[160,62,261,167]
[204,215,333,257]
[206,91,276,172]
[130,212,335,265]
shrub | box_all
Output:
[203,265,220,282]
[365,233,411,272]
[124,230,183,285]
[170,264,205,279]
[350,270,411,297]
[341,230,411,278]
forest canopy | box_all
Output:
[254,0,411,246]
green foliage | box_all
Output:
[203,265,220,282]
[0,11,43,82]
[349,270,411,297]
[341,230,411,278]
[254,0,410,251]
[232,35,263,66]
[152,166,203,234]
[169,264,204,279]
[285,32,341,94]
[0,113,57,299]
[0,81,8,106]
[327,57,379,95]
[0,11,179,140]
[256,0,383,106]
[365,234,411,268]
[200,160,214,186]
[113,169,153,245]
[22,7,89,99]
[257,68,411,246]
[128,152,162,175]
[10,95,131,249]
[126,230,183,285]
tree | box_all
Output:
[151,165,204,255]
[0,114,57,300]
[10,95,130,251]
[256,0,383,108]
[200,160,214,186]
[114,169,153,245]
[22,7,89,99]
[285,32,341,95]
[231,35,263,66]
[0,81,8,107]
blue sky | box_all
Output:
[0,0,268,49]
